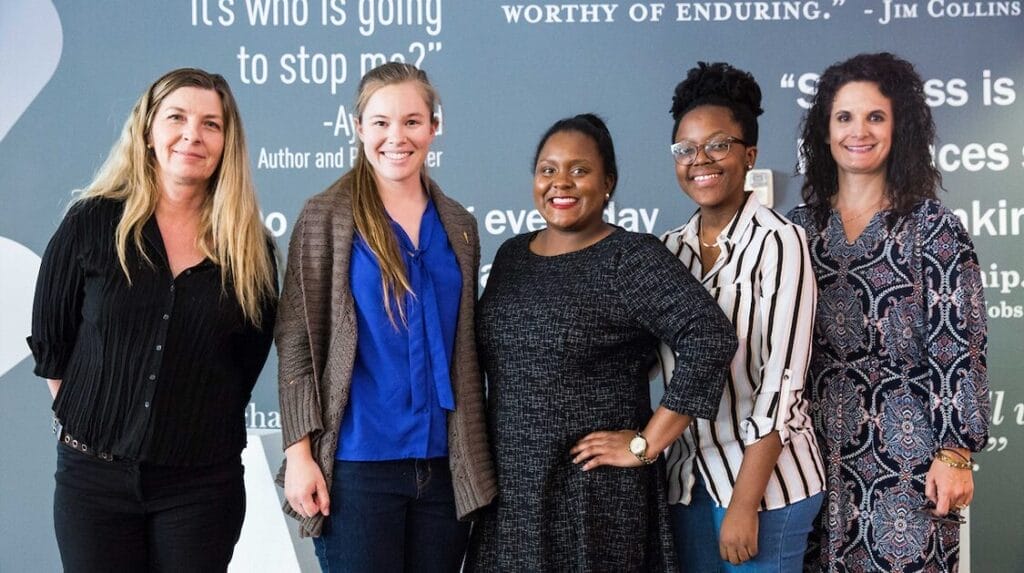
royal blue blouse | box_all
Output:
[337,199,461,461]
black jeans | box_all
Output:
[53,443,245,573]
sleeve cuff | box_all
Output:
[938,432,987,454]
[279,371,324,449]
[660,364,728,420]
[739,369,801,445]
[740,415,789,446]
[26,336,67,380]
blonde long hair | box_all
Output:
[74,68,275,326]
[347,62,440,326]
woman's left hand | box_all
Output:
[925,448,974,516]
[570,430,643,470]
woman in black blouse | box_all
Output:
[28,68,277,572]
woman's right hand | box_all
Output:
[284,438,330,518]
[719,504,759,565]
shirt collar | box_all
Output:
[389,198,437,254]
[140,214,216,273]
[722,192,761,245]
[678,192,760,250]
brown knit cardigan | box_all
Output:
[274,176,497,537]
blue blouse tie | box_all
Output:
[405,245,456,412]
[338,198,461,461]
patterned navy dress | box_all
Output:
[788,199,990,572]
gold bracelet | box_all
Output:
[936,451,973,470]
[940,448,971,463]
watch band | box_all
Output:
[632,432,656,465]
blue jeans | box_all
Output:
[671,474,823,572]
[313,458,469,573]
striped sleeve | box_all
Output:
[741,224,816,446]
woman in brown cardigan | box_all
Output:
[275,62,495,572]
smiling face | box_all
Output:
[673,105,755,215]
[356,81,437,190]
[828,81,893,178]
[148,86,225,190]
[533,130,614,235]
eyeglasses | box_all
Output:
[670,136,747,166]
[916,501,966,525]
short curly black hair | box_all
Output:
[670,62,763,145]
[798,52,941,231]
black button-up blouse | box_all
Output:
[27,198,277,466]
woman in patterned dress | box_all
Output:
[786,53,990,572]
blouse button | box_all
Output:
[162,314,170,320]
[170,285,175,292]
[155,345,162,351]
[148,374,156,381]
[144,401,150,408]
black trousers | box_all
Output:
[53,443,245,573]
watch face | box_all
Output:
[629,435,647,455]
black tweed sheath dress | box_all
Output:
[466,228,735,572]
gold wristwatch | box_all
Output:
[628,432,656,465]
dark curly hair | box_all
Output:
[670,62,763,145]
[533,113,619,197]
[798,52,942,231]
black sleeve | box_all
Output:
[27,204,89,380]
[236,237,281,396]
[613,234,737,419]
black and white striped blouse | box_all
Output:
[659,193,825,510]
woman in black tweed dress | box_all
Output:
[465,114,737,572]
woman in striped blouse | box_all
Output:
[659,62,825,572]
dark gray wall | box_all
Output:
[2,1,1022,571]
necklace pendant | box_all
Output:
[698,218,720,249]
